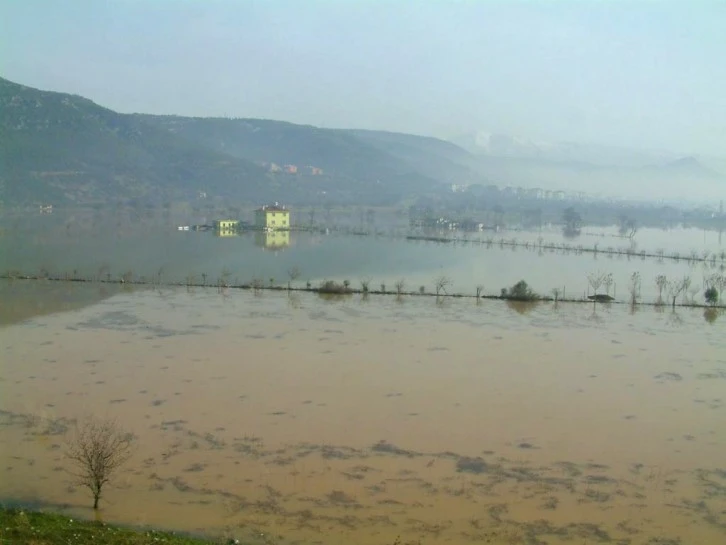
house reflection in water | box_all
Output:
[213,219,240,237]
[255,230,290,250]
[214,230,239,238]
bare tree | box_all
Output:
[476,285,485,298]
[628,272,641,306]
[618,215,637,239]
[219,268,232,289]
[307,207,316,227]
[587,271,607,295]
[65,417,134,509]
[716,274,726,300]
[704,274,725,303]
[434,275,452,296]
[287,267,301,290]
[603,273,614,296]
[251,276,264,292]
[687,283,700,304]
[551,287,561,303]
[394,279,406,295]
[655,274,668,304]
[667,276,690,308]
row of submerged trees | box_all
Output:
[303,269,723,308]
[406,232,726,270]
[586,270,725,308]
[4,264,725,308]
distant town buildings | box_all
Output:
[450,184,575,201]
[263,162,323,175]
[409,215,484,232]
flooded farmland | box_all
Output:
[4,3,726,542]
[1,284,725,544]
[2,207,725,304]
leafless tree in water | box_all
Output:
[667,276,690,308]
[434,275,452,296]
[628,272,641,306]
[65,417,134,509]
[287,266,301,290]
[687,283,700,304]
[551,287,561,305]
[603,273,614,296]
[655,274,668,304]
[587,271,607,296]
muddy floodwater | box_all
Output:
[1,285,725,544]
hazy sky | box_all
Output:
[2,0,725,154]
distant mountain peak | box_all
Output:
[450,129,689,169]
[453,130,550,156]
[658,155,721,179]
[666,156,701,168]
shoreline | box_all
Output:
[1,273,724,311]
[0,506,233,545]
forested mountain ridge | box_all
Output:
[1,78,453,205]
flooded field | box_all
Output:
[2,208,725,304]
[1,285,725,544]
[0,279,128,326]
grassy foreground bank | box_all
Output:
[0,508,226,545]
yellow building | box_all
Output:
[213,219,239,234]
[255,230,290,249]
[255,203,290,230]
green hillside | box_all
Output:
[1,78,461,206]
[340,128,482,183]
[132,114,447,203]
[0,77,273,205]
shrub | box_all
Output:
[705,286,718,305]
[318,280,353,294]
[501,280,538,301]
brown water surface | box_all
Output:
[1,289,724,544]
